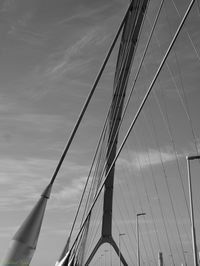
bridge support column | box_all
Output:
[81,0,149,265]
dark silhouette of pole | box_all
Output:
[158,252,163,266]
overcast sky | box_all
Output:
[0,0,200,265]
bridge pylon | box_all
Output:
[83,0,149,265]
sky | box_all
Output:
[0,0,128,265]
[0,0,200,265]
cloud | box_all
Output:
[0,226,18,237]
[0,155,90,211]
[0,0,16,13]
[55,3,112,26]
[0,111,75,152]
[10,23,109,101]
[46,26,109,78]
[0,157,55,192]
[117,147,181,170]
[0,157,52,210]
[0,94,17,112]
[135,149,177,168]
[53,176,87,201]
[9,12,32,31]
[2,113,71,133]
[8,12,48,47]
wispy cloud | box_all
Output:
[8,12,32,32]
[55,3,112,26]
[0,0,16,13]
[117,147,182,170]
[0,155,89,211]
[46,27,109,78]
[8,12,48,46]
[0,93,17,112]
[0,113,71,133]
[53,176,87,201]
[0,226,18,237]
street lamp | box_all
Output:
[97,256,101,266]
[101,254,104,266]
[136,212,146,266]
[104,250,108,266]
[186,155,200,266]
[119,233,126,266]
[110,244,112,266]
[183,250,188,266]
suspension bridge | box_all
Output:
[1,0,200,265]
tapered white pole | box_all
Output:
[2,183,52,266]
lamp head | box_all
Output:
[137,212,146,217]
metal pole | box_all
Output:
[101,254,104,266]
[119,234,120,266]
[136,215,139,266]
[110,244,112,266]
[136,213,146,266]
[104,250,108,266]
[186,156,199,266]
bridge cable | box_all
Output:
[121,148,158,264]
[49,0,133,186]
[67,0,195,256]
[147,101,187,264]
[76,2,149,256]
[131,133,164,259]
[89,0,165,211]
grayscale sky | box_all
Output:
[0,1,128,265]
[0,0,200,265]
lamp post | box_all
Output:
[119,233,126,266]
[136,212,146,266]
[101,254,104,266]
[110,244,112,266]
[98,256,100,266]
[104,250,108,266]
[186,155,200,266]
[183,250,188,266]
